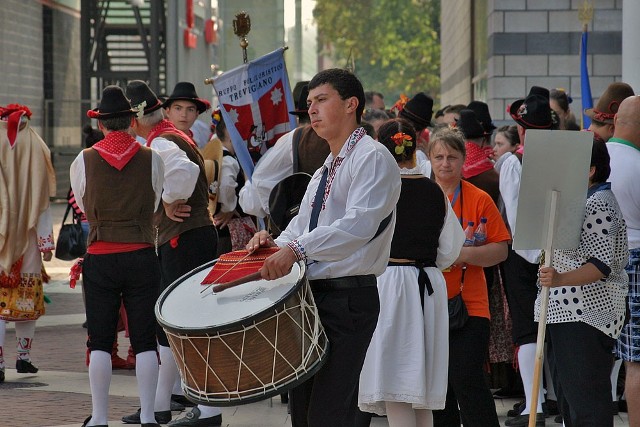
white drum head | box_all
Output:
[157,261,304,332]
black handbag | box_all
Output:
[448,292,469,330]
[448,265,469,330]
[55,203,86,261]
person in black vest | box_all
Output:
[71,85,166,427]
[122,81,220,426]
[358,118,464,425]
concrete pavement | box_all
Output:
[0,201,629,426]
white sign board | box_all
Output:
[512,130,593,251]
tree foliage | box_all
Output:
[313,0,440,104]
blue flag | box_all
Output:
[212,48,297,179]
[580,30,593,129]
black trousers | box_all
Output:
[547,322,615,427]
[502,246,539,346]
[156,225,217,346]
[289,286,380,427]
[83,247,160,354]
[433,316,500,427]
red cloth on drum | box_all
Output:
[200,247,280,285]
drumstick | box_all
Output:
[211,271,263,293]
[200,251,253,294]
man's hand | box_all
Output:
[246,230,276,253]
[260,246,297,281]
[42,251,53,262]
[213,210,235,228]
[163,199,192,222]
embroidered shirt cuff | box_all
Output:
[586,257,611,278]
[287,240,306,261]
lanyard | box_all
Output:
[450,182,463,226]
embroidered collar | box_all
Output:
[400,166,423,175]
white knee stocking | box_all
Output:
[0,320,6,368]
[15,320,36,361]
[136,350,159,424]
[518,343,544,415]
[198,404,222,418]
[611,358,622,401]
[88,350,112,426]
[155,345,177,412]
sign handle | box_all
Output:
[529,190,559,427]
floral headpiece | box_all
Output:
[390,94,409,114]
[211,109,221,126]
[134,101,147,120]
[391,132,413,156]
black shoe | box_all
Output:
[280,392,289,404]
[504,413,545,426]
[122,408,172,424]
[171,400,185,411]
[507,400,525,417]
[167,408,222,426]
[81,415,107,427]
[554,414,563,423]
[16,359,38,373]
[493,387,525,399]
[0,368,4,383]
[82,320,88,329]
[171,394,196,407]
[613,401,619,415]
[142,424,161,427]
[543,399,559,416]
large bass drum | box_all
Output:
[155,260,328,406]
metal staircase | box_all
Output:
[80,0,167,100]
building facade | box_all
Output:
[440,0,625,124]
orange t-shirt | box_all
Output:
[444,180,511,319]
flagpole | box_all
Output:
[233,11,251,64]
[579,1,594,129]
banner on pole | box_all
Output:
[213,48,297,178]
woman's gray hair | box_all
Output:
[428,126,466,159]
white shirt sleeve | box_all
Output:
[70,152,86,214]
[37,208,55,252]
[238,130,295,218]
[218,153,241,213]
[499,154,540,264]
[149,137,199,204]
[151,151,165,210]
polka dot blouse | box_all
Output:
[535,188,629,338]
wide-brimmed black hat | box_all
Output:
[585,82,635,124]
[399,92,433,131]
[508,86,553,129]
[125,80,164,116]
[87,85,136,119]
[289,84,310,116]
[162,82,211,114]
[455,109,486,139]
[467,100,496,134]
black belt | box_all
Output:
[388,260,436,309]
[309,274,377,291]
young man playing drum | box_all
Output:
[248,68,401,427]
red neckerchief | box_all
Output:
[463,141,494,179]
[146,119,195,147]
[92,131,141,170]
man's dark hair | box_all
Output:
[99,116,132,132]
[308,68,365,124]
